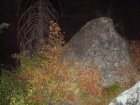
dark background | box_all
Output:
[0,0,140,69]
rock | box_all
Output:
[109,81,140,105]
[60,101,74,105]
[61,17,131,87]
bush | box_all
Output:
[0,69,27,105]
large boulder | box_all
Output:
[109,81,140,105]
[61,17,131,87]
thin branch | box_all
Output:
[17,0,58,55]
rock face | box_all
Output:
[109,81,140,105]
[61,17,131,87]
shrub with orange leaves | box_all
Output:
[16,21,105,104]
[114,65,138,88]
[16,21,73,104]
[129,40,140,71]
[76,68,103,97]
[67,63,104,105]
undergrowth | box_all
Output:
[0,21,140,105]
[129,40,140,72]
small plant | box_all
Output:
[76,68,103,97]
[114,66,138,87]
[129,40,140,71]
[67,62,103,105]
[12,52,42,70]
[0,23,10,33]
[0,69,27,105]
[100,83,122,105]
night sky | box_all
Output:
[0,0,140,69]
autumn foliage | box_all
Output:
[13,21,105,104]
[1,21,139,105]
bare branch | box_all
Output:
[17,0,58,55]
